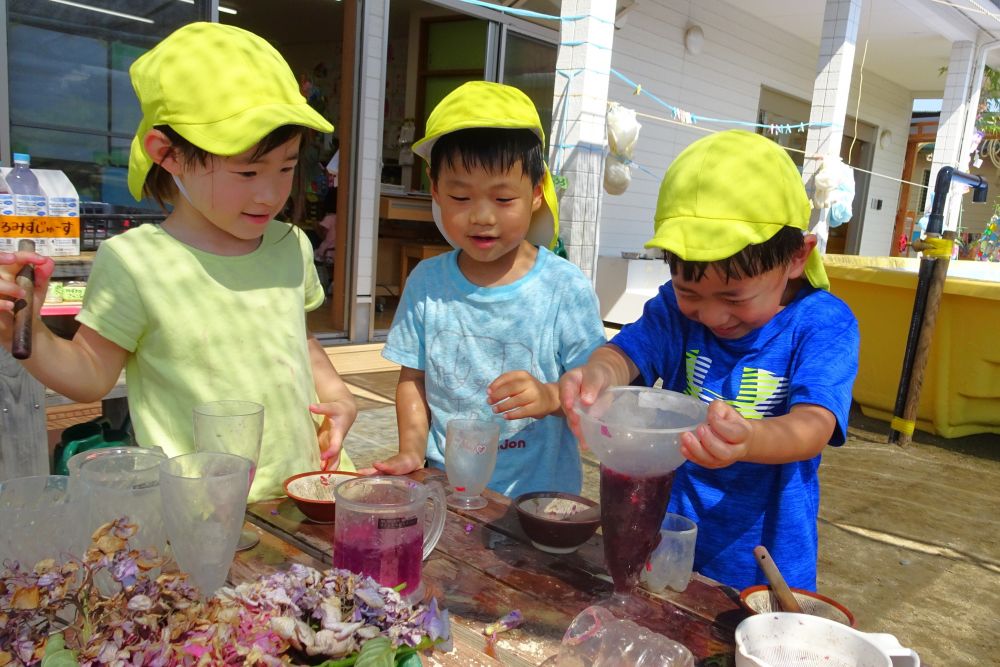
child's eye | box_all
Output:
[449,195,469,202]
[496,197,515,203]
[280,166,296,174]
[235,170,257,178]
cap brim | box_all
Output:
[127,102,332,200]
[646,216,829,290]
[645,216,782,260]
[413,122,545,164]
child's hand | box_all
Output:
[0,251,54,348]
[487,371,559,420]
[558,365,614,440]
[311,400,357,471]
[359,452,424,476]
[680,399,753,468]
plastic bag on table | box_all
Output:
[539,606,694,667]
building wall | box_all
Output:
[601,0,912,258]
[355,0,391,339]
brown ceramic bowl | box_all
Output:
[514,491,600,554]
[283,470,362,524]
[739,585,856,627]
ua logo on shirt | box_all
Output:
[684,350,788,419]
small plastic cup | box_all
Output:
[642,513,698,593]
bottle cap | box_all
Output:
[12,153,30,164]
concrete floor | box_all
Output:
[339,369,1000,667]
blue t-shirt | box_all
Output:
[612,283,859,591]
[383,246,606,497]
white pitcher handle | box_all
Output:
[866,633,920,667]
[422,478,447,560]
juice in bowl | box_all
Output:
[333,476,446,601]
[575,386,707,617]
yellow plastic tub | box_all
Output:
[823,255,1000,438]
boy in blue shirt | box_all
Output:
[368,82,606,497]
[560,130,859,591]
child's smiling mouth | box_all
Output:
[470,235,498,249]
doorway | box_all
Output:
[223,0,353,338]
[374,0,558,332]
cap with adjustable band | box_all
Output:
[645,129,828,290]
[412,81,559,250]
[127,22,333,201]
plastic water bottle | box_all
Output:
[8,153,47,216]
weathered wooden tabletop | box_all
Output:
[232,468,746,666]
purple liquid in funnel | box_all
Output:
[600,464,675,594]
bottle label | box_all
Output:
[0,194,13,217]
[48,197,77,217]
[13,194,46,216]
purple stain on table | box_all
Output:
[464,523,474,534]
[601,425,611,438]
[270,509,279,515]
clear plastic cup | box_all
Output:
[642,513,698,593]
[159,452,251,597]
[0,475,78,567]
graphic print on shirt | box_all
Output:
[429,329,535,435]
[684,350,788,419]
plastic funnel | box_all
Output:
[575,387,707,477]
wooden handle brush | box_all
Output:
[11,239,35,360]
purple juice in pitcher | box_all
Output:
[333,523,423,595]
[599,464,675,594]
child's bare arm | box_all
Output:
[559,344,639,435]
[364,366,428,475]
[1,251,126,402]
[307,335,358,470]
[487,371,560,419]
[682,400,835,468]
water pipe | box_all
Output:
[889,167,987,445]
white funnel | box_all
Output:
[575,387,707,477]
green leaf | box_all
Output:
[41,633,78,667]
[396,652,423,667]
[355,637,396,667]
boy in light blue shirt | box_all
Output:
[368,82,605,497]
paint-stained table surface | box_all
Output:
[234,468,746,666]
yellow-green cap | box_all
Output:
[127,22,333,200]
[646,129,828,289]
[412,81,558,250]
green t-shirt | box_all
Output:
[77,221,352,502]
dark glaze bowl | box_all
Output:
[283,471,361,523]
[514,491,600,554]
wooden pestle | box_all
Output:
[753,544,803,613]
[11,239,35,360]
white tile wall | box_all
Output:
[600,0,913,258]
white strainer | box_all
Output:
[735,613,919,667]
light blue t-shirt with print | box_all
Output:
[383,246,606,497]
[611,283,859,592]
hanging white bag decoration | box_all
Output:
[812,156,855,228]
[605,102,641,195]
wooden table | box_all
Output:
[235,468,745,666]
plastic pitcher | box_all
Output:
[333,476,446,601]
